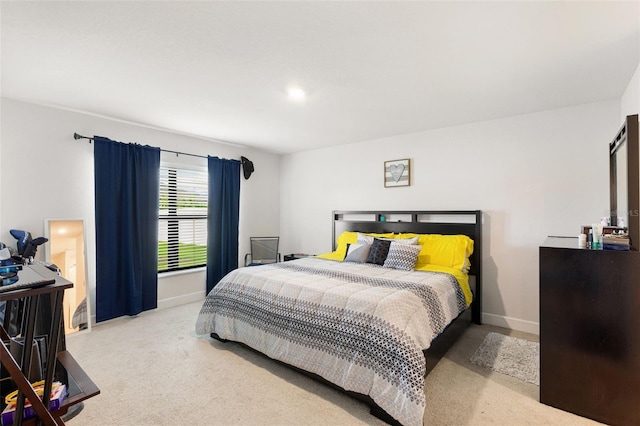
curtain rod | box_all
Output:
[74,132,208,159]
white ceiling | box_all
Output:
[2,1,639,155]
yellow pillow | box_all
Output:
[395,233,473,272]
[315,231,394,261]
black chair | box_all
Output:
[244,237,281,266]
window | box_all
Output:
[158,166,208,272]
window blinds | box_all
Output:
[158,166,208,272]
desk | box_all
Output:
[0,265,99,425]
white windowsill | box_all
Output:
[158,266,206,278]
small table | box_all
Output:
[283,253,312,262]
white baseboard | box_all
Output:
[158,291,205,310]
[88,292,204,328]
[482,312,540,335]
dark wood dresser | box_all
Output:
[540,237,640,425]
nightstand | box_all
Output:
[283,253,312,261]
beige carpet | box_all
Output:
[65,301,600,426]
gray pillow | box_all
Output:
[344,243,372,263]
[383,242,422,271]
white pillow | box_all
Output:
[357,233,375,244]
[390,236,419,245]
[344,243,372,263]
[383,243,422,271]
[357,233,419,245]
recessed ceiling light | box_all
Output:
[287,86,306,102]
[58,228,67,235]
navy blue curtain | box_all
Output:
[206,157,241,293]
[94,136,160,322]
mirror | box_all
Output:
[611,133,629,228]
[610,114,639,249]
[44,219,90,334]
[616,142,628,228]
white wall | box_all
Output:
[0,98,281,323]
[280,100,620,334]
[621,62,639,120]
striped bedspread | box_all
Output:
[196,257,468,426]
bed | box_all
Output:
[196,210,482,426]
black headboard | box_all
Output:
[332,210,482,324]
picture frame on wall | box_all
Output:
[384,158,410,187]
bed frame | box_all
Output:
[212,210,482,425]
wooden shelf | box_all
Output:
[18,351,101,425]
[56,350,100,409]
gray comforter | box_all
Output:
[196,257,467,426]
